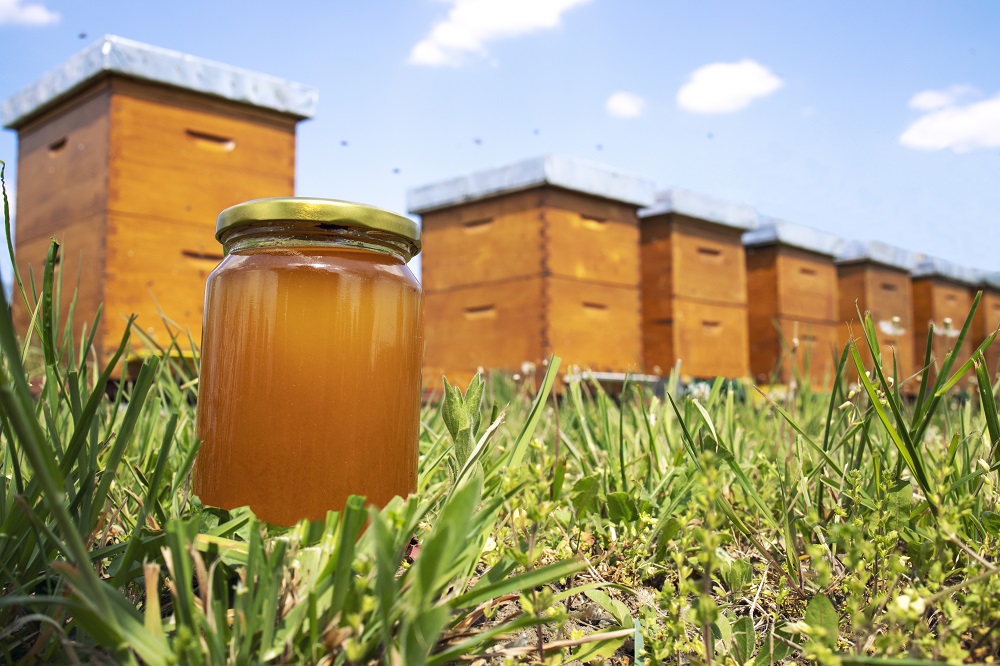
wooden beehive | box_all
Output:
[975,273,1000,380]
[638,190,756,379]
[835,241,916,387]
[3,35,316,368]
[910,257,978,384]
[409,155,655,388]
[744,220,843,388]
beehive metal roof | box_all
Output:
[406,154,657,214]
[835,240,917,272]
[638,189,759,230]
[2,34,318,128]
[742,217,845,257]
[912,255,982,286]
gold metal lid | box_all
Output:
[216,197,421,256]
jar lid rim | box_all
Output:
[216,198,421,253]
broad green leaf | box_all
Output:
[982,511,1000,536]
[606,491,639,524]
[886,480,912,534]
[805,594,838,648]
[712,613,733,653]
[733,616,756,663]
[634,618,645,665]
[754,628,793,666]
[723,559,753,593]
[585,589,632,627]
[574,635,629,663]
[571,475,601,515]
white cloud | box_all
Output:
[0,0,59,25]
[900,92,1000,153]
[605,91,645,119]
[409,0,590,67]
[676,59,783,114]
[908,85,979,111]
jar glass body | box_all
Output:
[194,224,423,526]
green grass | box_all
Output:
[3,160,1000,664]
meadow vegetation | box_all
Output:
[2,163,1000,664]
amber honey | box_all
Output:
[194,199,422,526]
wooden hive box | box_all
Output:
[3,35,316,369]
[638,189,757,379]
[408,155,656,388]
[975,272,1000,381]
[910,257,979,385]
[744,219,843,389]
[835,241,917,388]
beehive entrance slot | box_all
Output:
[462,218,493,232]
[185,129,236,152]
[182,249,225,262]
[881,282,898,292]
[799,267,817,276]
[464,304,496,320]
[48,137,67,156]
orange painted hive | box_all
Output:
[910,256,980,385]
[743,219,843,389]
[408,155,656,388]
[2,35,316,368]
[638,190,757,380]
[975,273,1000,381]
[835,241,917,388]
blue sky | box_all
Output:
[2,0,999,290]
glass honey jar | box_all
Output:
[194,198,423,526]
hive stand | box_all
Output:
[638,190,756,380]
[910,257,979,386]
[975,272,1000,381]
[2,35,316,368]
[744,219,844,389]
[407,155,655,389]
[835,241,917,389]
